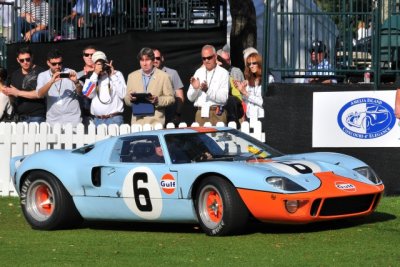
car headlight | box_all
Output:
[354,166,382,184]
[266,176,306,191]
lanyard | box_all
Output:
[205,68,216,87]
[49,70,62,97]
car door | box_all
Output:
[85,135,180,220]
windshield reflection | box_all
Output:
[165,129,283,163]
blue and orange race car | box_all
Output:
[10,127,384,236]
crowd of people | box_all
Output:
[0,43,272,128]
[0,0,114,43]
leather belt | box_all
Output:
[94,112,123,119]
[197,105,219,110]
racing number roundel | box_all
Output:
[269,160,322,175]
[122,167,162,220]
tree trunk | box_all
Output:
[228,0,257,70]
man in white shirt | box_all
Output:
[187,44,229,126]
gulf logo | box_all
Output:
[335,181,356,192]
[160,174,176,194]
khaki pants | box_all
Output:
[195,107,227,126]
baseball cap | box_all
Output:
[92,51,107,63]
[243,47,258,61]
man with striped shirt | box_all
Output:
[16,0,49,42]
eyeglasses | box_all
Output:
[247,62,258,67]
[202,55,214,61]
[50,61,63,66]
[18,58,31,63]
[154,57,161,61]
[83,53,93,57]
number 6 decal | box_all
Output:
[133,172,153,212]
[123,167,162,219]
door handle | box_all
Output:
[107,168,116,175]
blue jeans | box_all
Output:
[16,17,48,42]
[94,115,124,127]
[19,115,46,123]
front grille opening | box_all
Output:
[319,194,375,216]
[310,198,322,216]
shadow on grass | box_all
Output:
[77,211,396,236]
[243,211,397,235]
[82,220,203,234]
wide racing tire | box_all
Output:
[20,171,82,230]
[195,176,249,236]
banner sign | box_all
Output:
[313,90,399,147]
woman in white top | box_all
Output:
[235,53,273,120]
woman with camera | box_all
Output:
[82,51,127,126]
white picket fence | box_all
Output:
[0,120,265,196]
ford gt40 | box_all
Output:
[10,127,384,236]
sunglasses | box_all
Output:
[50,61,63,66]
[202,55,214,61]
[83,53,93,57]
[154,57,161,61]
[18,58,31,63]
[247,62,258,67]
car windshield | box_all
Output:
[165,129,283,163]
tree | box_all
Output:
[228,0,257,70]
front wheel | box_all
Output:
[20,171,82,230]
[195,176,249,236]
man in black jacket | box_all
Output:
[5,47,46,123]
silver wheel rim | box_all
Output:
[198,184,223,229]
[25,179,55,222]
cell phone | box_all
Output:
[59,73,70,78]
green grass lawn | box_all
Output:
[0,196,399,267]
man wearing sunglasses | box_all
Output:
[5,46,46,123]
[187,44,229,126]
[76,45,97,128]
[36,49,82,127]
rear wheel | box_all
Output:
[20,171,82,230]
[195,176,249,236]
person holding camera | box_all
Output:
[82,51,126,126]
[7,48,80,126]
[36,49,82,127]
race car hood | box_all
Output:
[240,152,374,192]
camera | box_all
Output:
[102,62,111,74]
[59,73,70,78]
